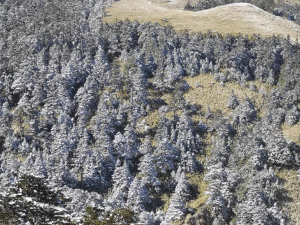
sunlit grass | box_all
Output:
[277,169,300,225]
[104,0,300,42]
[186,172,209,209]
[281,122,300,146]
[184,74,268,117]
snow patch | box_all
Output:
[23,197,33,202]
[230,2,254,7]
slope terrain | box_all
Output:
[1,0,300,224]
[104,1,300,41]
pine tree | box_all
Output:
[154,138,178,174]
[285,105,299,126]
[164,193,185,223]
[109,160,133,209]
[174,171,190,201]
[127,177,151,213]
[181,151,197,173]
[138,153,161,191]
[138,135,153,155]
[112,125,139,160]
[227,91,239,109]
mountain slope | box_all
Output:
[1,1,300,224]
[105,1,300,41]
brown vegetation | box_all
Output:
[104,0,300,42]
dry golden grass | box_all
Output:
[184,74,269,117]
[186,0,300,7]
[147,75,268,129]
[150,0,189,9]
[145,110,160,129]
[277,169,300,225]
[274,0,300,4]
[187,172,209,209]
[11,117,30,135]
[281,122,300,146]
[161,193,171,213]
[104,0,300,42]
[16,154,27,163]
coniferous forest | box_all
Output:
[1,0,300,224]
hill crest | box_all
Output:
[104,0,300,41]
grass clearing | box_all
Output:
[11,119,30,135]
[277,169,300,225]
[187,172,209,209]
[16,154,27,163]
[281,122,300,146]
[184,74,269,117]
[146,110,160,129]
[186,0,300,7]
[104,0,300,42]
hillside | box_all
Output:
[1,0,300,224]
[104,1,300,41]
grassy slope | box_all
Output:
[143,74,272,222]
[185,0,300,7]
[105,1,300,222]
[277,169,300,225]
[282,123,300,145]
[184,75,300,224]
[184,74,270,119]
[104,0,300,42]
